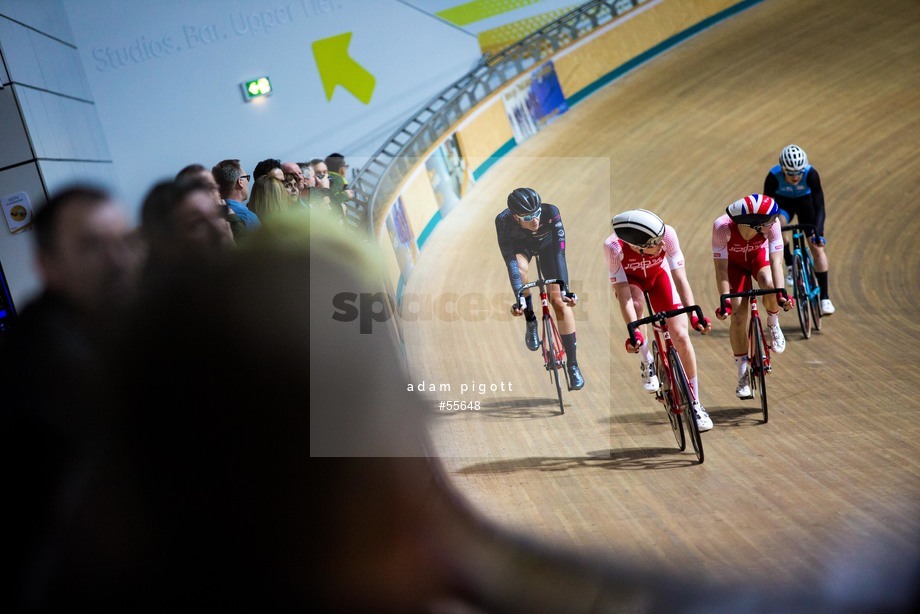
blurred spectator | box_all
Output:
[253,158,283,182]
[310,158,343,221]
[176,163,243,242]
[248,175,290,221]
[282,172,302,206]
[282,161,308,208]
[213,159,260,232]
[0,185,139,610]
[139,179,233,292]
[324,152,356,210]
[310,158,331,192]
[281,161,306,191]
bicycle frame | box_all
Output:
[516,254,570,412]
[628,303,705,414]
[783,223,822,336]
[627,299,706,462]
[719,288,789,422]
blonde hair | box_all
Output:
[248,175,288,220]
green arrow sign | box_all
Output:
[312,32,376,104]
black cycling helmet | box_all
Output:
[507,187,542,216]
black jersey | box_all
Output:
[495,204,568,297]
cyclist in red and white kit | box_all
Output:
[604,209,713,431]
[712,193,793,399]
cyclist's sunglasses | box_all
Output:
[783,169,804,178]
[515,209,542,222]
[748,215,780,232]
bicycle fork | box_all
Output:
[541,289,566,370]
[750,298,771,374]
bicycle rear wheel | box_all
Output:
[544,315,564,415]
[750,318,769,423]
[654,341,684,451]
[670,347,703,463]
[805,258,823,331]
[792,253,811,338]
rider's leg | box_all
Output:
[810,242,830,300]
[779,212,792,269]
[549,285,575,335]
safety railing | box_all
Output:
[345,0,645,237]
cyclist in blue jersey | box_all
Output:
[764,144,835,315]
[496,188,583,390]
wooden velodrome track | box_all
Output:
[399,0,920,595]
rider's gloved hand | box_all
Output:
[625,329,643,353]
[779,295,795,311]
[563,291,578,306]
[510,303,525,317]
[715,300,732,320]
[810,235,826,246]
[691,313,711,333]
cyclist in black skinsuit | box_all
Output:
[495,187,584,390]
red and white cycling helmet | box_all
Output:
[726,194,780,227]
[779,144,808,173]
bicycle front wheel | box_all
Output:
[655,341,684,451]
[792,253,811,338]
[669,347,702,463]
[805,259,823,332]
[750,317,769,423]
[545,315,564,415]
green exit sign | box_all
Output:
[241,77,272,101]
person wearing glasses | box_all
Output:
[212,159,261,232]
[496,187,584,390]
[605,209,713,430]
[763,144,835,315]
[306,158,341,221]
[712,194,794,399]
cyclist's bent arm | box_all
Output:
[713,258,731,304]
[670,265,696,310]
[547,205,570,287]
[769,250,786,290]
[501,252,525,298]
[765,220,785,289]
[807,169,827,238]
[712,220,732,304]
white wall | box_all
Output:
[0,0,116,306]
[61,0,484,212]
[0,0,565,310]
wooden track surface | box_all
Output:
[400,0,920,592]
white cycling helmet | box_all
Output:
[612,209,665,247]
[779,144,808,173]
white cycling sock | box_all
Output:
[735,354,749,377]
[689,376,699,404]
[767,310,779,327]
[640,336,653,364]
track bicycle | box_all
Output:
[781,223,822,338]
[515,254,574,415]
[717,288,789,423]
[627,296,707,464]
